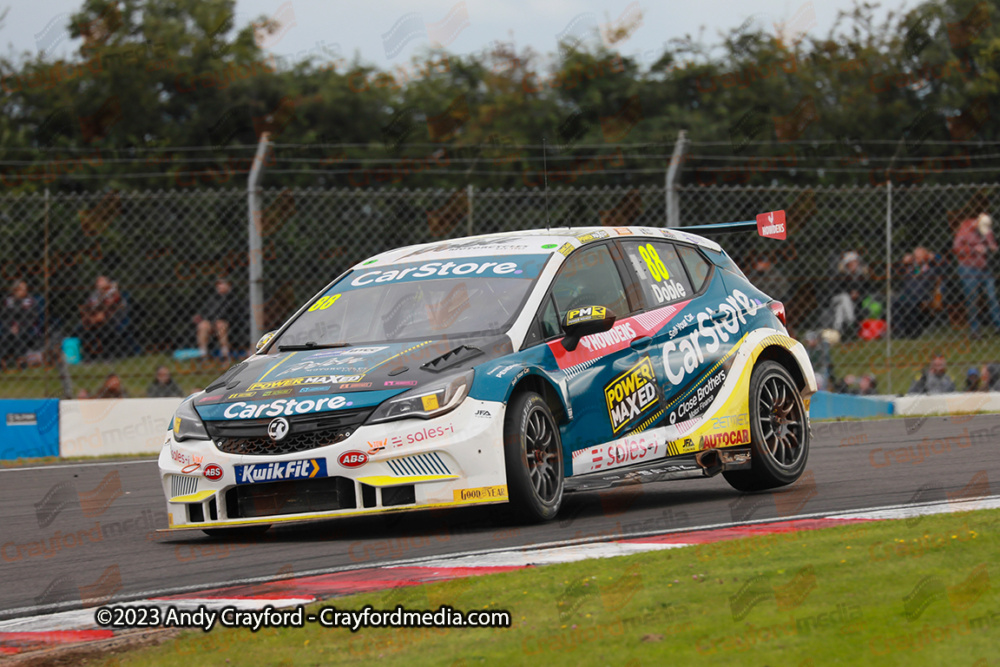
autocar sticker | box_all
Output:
[548,300,691,371]
[604,355,660,434]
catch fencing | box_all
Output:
[1,182,996,397]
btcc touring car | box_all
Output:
[160,211,816,534]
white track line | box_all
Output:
[0,460,157,473]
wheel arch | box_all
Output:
[507,373,569,425]
[756,344,806,391]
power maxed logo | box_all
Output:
[604,356,659,434]
[235,458,326,485]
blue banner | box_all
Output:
[0,399,59,460]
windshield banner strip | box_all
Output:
[341,254,551,292]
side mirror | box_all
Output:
[561,306,616,351]
[255,330,277,352]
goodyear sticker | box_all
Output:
[565,306,607,326]
[557,242,574,256]
[605,355,659,434]
[454,485,508,502]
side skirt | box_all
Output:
[564,447,751,492]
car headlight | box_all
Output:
[173,397,210,442]
[367,370,473,424]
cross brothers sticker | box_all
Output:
[605,355,660,434]
[565,306,608,327]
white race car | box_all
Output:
[160,214,815,535]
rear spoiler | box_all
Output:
[680,210,786,240]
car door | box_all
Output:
[618,239,733,453]
[534,241,668,473]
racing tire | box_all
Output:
[723,361,810,492]
[503,391,564,522]
[202,525,271,539]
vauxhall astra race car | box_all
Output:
[160,211,816,535]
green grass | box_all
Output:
[97,508,1000,667]
[826,329,1000,395]
[0,354,228,399]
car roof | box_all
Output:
[351,226,723,269]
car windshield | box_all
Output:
[274,254,551,347]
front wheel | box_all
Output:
[503,391,564,521]
[723,361,810,492]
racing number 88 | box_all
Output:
[638,244,669,282]
[308,294,341,311]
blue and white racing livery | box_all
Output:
[160,215,816,534]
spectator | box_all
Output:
[965,367,982,392]
[146,365,184,398]
[982,362,1000,391]
[1,280,42,370]
[93,373,129,399]
[79,275,128,359]
[908,354,957,394]
[193,278,241,363]
[744,252,791,304]
[824,251,871,338]
[892,247,944,339]
[75,388,90,400]
[803,331,833,390]
[953,212,1000,338]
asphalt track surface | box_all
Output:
[2,413,998,620]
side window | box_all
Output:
[677,244,712,292]
[550,244,630,322]
[623,241,693,308]
[539,296,560,338]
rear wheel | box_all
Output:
[503,391,563,521]
[723,361,809,492]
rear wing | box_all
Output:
[680,210,786,240]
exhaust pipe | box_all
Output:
[695,448,723,477]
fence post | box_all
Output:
[885,180,893,393]
[467,183,474,236]
[247,132,273,348]
[665,130,687,226]
[43,188,51,397]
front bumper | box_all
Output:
[158,398,508,531]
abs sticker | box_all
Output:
[604,356,660,434]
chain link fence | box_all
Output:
[1,182,996,398]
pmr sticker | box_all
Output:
[566,306,607,326]
[604,355,659,434]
